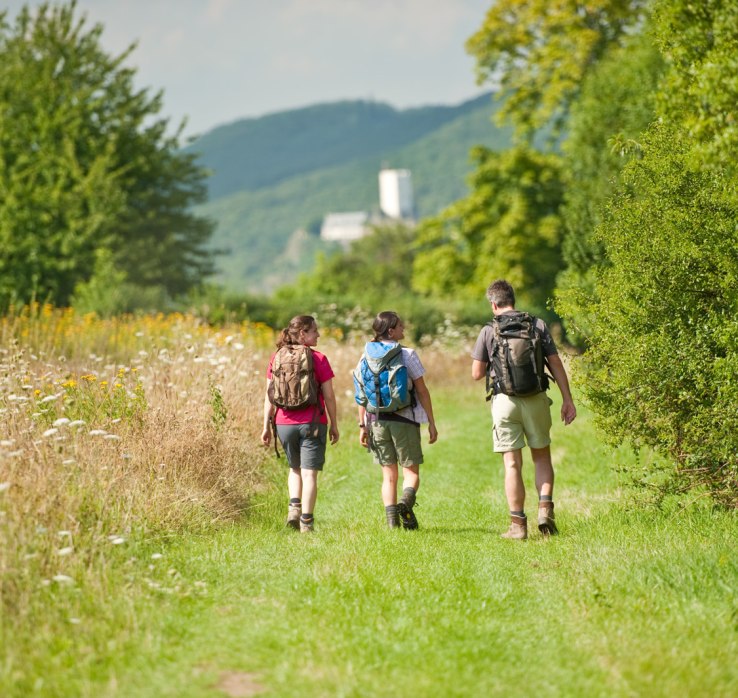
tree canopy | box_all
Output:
[0,1,213,310]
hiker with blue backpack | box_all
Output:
[354,311,438,529]
[471,280,576,540]
[261,315,339,533]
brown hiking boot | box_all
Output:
[299,515,314,533]
[286,505,301,530]
[538,502,558,536]
[500,514,528,540]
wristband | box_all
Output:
[358,423,365,429]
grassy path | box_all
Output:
[20,387,738,697]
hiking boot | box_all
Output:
[286,505,301,530]
[385,505,400,529]
[397,501,419,530]
[500,514,528,540]
[299,516,314,533]
[538,502,558,536]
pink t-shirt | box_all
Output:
[267,348,334,425]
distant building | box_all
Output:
[318,168,415,245]
[379,168,414,220]
[319,211,370,243]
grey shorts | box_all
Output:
[369,420,423,468]
[491,392,553,452]
[276,423,327,470]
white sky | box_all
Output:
[4,0,494,138]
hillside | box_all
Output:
[189,93,513,292]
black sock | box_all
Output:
[300,513,313,522]
[290,498,301,506]
[510,510,526,518]
[539,495,553,503]
[401,487,416,508]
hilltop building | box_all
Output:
[319,168,415,245]
[379,168,414,220]
[319,211,370,243]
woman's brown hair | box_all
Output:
[276,315,316,348]
[372,311,402,341]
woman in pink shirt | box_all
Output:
[261,315,339,532]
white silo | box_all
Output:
[379,168,414,220]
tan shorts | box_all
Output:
[491,392,553,452]
[369,420,423,467]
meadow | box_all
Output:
[1,308,736,697]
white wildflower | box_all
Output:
[135,331,144,337]
[57,547,74,556]
[40,394,61,404]
[52,575,74,584]
[89,429,107,436]
[138,350,148,357]
[111,418,121,424]
[69,618,81,625]
[62,459,75,465]
[0,440,14,447]
[233,342,244,350]
[0,482,11,493]
[52,417,70,427]
[151,553,163,560]
[58,530,72,537]
[68,420,86,428]
[7,450,23,457]
[109,536,126,545]
[104,434,121,441]
[42,428,59,438]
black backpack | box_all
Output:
[486,312,552,399]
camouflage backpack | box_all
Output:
[268,345,320,410]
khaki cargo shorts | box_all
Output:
[491,392,553,452]
[369,420,424,467]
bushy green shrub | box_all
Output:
[575,123,738,506]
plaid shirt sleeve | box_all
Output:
[402,348,425,380]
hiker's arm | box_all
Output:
[471,359,486,381]
[261,379,274,446]
[321,378,340,445]
[413,376,438,444]
[358,406,368,447]
[547,354,576,425]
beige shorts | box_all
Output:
[491,392,553,452]
[369,420,424,467]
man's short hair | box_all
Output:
[486,279,515,307]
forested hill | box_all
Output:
[187,93,512,292]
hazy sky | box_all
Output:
[4,0,494,138]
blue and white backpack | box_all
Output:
[353,342,413,413]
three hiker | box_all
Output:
[471,280,576,540]
[262,281,575,538]
[261,315,339,532]
[353,311,438,529]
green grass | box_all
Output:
[5,386,738,697]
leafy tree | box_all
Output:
[413,146,565,319]
[0,2,213,309]
[466,0,647,136]
[653,0,738,181]
[300,222,416,300]
[555,28,664,344]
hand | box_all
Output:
[261,427,271,446]
[329,424,339,445]
[428,423,438,444]
[359,428,368,447]
[561,401,576,425]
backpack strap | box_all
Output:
[270,412,281,458]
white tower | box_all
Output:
[379,168,414,220]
